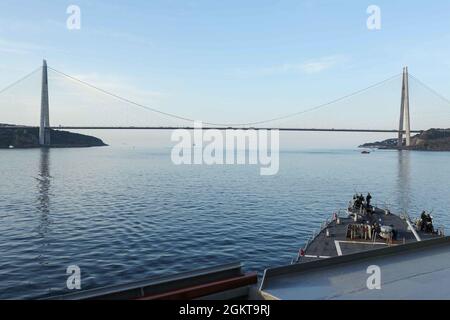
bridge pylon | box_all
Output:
[39,59,51,146]
[398,66,411,148]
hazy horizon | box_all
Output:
[1,0,450,148]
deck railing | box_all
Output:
[293,208,348,263]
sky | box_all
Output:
[0,0,450,148]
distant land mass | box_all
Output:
[0,124,107,148]
[360,128,450,151]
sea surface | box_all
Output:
[1,147,450,299]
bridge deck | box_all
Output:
[0,125,423,133]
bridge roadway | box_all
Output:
[1,126,424,133]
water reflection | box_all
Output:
[36,148,52,236]
[2,147,450,299]
[396,150,411,214]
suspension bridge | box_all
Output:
[1,60,449,147]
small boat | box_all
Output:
[361,150,370,154]
[8,145,14,149]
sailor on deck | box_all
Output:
[366,193,372,207]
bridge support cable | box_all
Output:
[47,65,402,128]
[409,73,450,107]
[47,67,197,126]
[3,64,449,131]
[0,67,42,96]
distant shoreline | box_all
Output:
[0,124,107,149]
[359,128,450,151]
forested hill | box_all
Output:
[0,125,107,148]
[359,129,450,151]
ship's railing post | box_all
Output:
[295,235,313,263]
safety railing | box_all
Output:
[292,209,348,264]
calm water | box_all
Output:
[1,147,450,299]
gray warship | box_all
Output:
[294,194,443,264]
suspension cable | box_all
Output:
[48,66,197,125]
[48,66,402,127]
[223,73,402,126]
[409,73,450,107]
[0,67,42,96]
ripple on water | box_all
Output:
[1,148,450,298]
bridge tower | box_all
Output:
[398,66,411,148]
[39,59,51,146]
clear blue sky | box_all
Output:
[1,0,450,147]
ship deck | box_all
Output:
[298,207,440,263]
[261,236,450,300]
